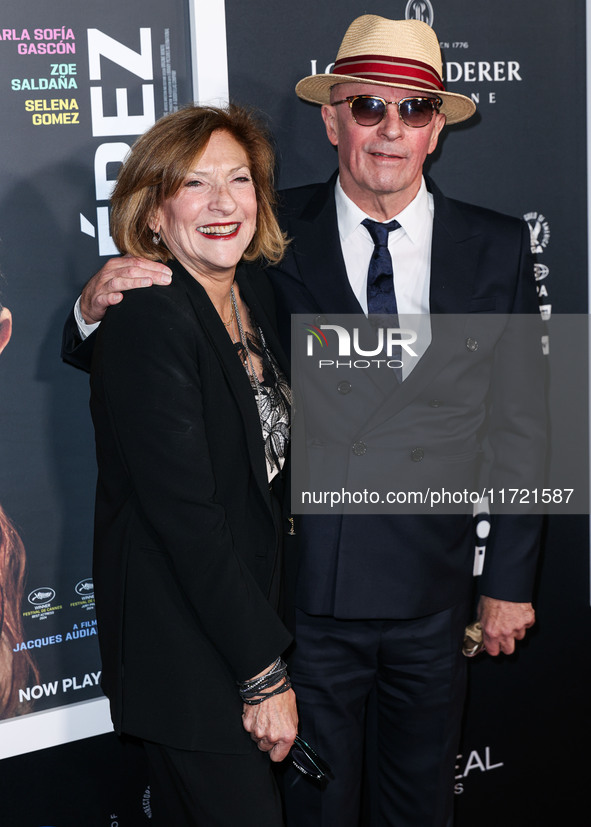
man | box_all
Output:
[63,16,543,827]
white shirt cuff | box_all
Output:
[74,296,100,341]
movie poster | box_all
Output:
[0,0,191,757]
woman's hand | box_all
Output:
[242,687,298,762]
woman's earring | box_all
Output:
[152,231,161,244]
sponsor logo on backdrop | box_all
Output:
[524,212,551,254]
[442,59,522,85]
[473,502,490,576]
[534,263,549,282]
[405,0,434,26]
[454,745,504,795]
[524,211,551,321]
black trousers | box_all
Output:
[283,603,469,827]
[142,738,284,827]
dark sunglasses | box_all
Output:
[290,735,333,783]
[333,94,442,128]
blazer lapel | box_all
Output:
[289,173,364,315]
[236,265,290,379]
[428,177,479,315]
[177,263,273,512]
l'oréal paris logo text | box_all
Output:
[304,323,418,370]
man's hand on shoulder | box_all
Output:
[477,595,535,656]
[79,256,172,324]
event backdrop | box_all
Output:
[0,0,589,824]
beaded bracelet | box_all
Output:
[238,657,292,705]
[241,677,292,705]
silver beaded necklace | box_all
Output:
[229,285,291,479]
[230,284,262,403]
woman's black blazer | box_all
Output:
[89,260,292,752]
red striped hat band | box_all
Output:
[333,54,445,93]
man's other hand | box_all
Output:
[477,595,535,656]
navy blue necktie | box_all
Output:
[362,218,400,314]
[363,218,402,380]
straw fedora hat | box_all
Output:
[296,15,475,125]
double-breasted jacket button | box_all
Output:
[410,447,425,462]
[352,441,367,456]
[314,315,328,326]
[429,399,442,408]
[337,381,352,394]
[465,337,479,352]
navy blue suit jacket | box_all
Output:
[268,174,544,620]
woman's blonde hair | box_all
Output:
[110,103,287,264]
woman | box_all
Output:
[0,302,39,718]
[90,104,297,826]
